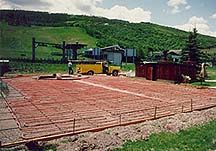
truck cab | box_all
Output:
[76,61,120,76]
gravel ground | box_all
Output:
[46,106,216,151]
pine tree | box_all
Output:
[182,28,203,68]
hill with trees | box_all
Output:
[1,10,216,59]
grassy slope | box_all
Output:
[0,22,97,59]
[1,13,216,60]
[72,15,216,56]
[116,120,216,151]
[202,48,216,55]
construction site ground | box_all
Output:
[0,75,216,149]
[50,106,216,151]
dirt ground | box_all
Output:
[2,106,216,151]
[1,75,216,150]
[3,76,216,139]
[47,106,216,151]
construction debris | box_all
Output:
[36,74,89,80]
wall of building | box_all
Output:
[124,49,136,57]
[103,52,122,66]
[136,62,197,82]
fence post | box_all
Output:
[73,118,75,134]
[154,107,157,119]
[0,78,3,97]
[191,99,193,112]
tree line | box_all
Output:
[0,10,69,26]
[1,10,216,59]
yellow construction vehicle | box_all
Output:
[76,61,120,76]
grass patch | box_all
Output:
[122,63,135,71]
[7,61,135,74]
[0,22,97,59]
[8,61,75,74]
[191,82,216,87]
[116,120,216,151]
[42,144,58,151]
[206,66,216,80]
[190,66,216,87]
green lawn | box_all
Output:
[190,66,216,87]
[0,22,98,59]
[122,63,135,71]
[6,61,135,75]
[8,61,71,74]
[116,120,216,151]
[191,81,216,87]
[206,66,216,80]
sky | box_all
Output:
[0,0,216,37]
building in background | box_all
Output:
[123,48,136,63]
[100,45,124,66]
[167,50,182,63]
[83,48,102,60]
[83,45,136,66]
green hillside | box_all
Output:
[1,10,216,60]
[0,22,97,59]
[73,15,216,57]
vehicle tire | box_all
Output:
[87,71,94,75]
[112,70,118,76]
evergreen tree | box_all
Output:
[182,28,203,68]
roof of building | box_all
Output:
[168,50,182,55]
[0,60,9,63]
[101,45,125,53]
